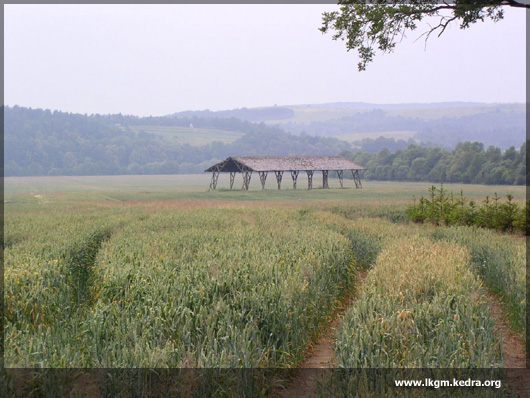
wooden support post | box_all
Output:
[337,170,344,188]
[356,170,363,188]
[209,168,220,190]
[229,172,236,190]
[274,171,283,190]
[322,170,329,189]
[242,171,252,190]
[306,170,313,190]
[290,170,299,189]
[351,169,362,189]
[258,171,268,190]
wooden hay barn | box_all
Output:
[205,156,365,190]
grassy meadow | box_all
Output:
[3,174,526,395]
[4,174,525,203]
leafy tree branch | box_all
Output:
[321,1,528,71]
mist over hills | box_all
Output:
[4,102,526,181]
[172,102,526,149]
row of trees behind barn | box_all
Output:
[347,141,527,185]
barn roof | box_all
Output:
[205,156,365,172]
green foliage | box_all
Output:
[4,106,350,177]
[5,196,526,395]
[345,231,383,270]
[64,227,114,306]
[315,214,422,270]
[335,236,501,368]
[351,141,527,185]
[298,215,513,383]
[6,105,526,178]
[4,211,126,333]
[320,1,519,71]
[331,204,409,225]
[431,227,526,335]
[407,185,527,233]
[5,208,355,371]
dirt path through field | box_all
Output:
[278,271,368,398]
[486,293,529,398]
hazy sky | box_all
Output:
[4,4,526,116]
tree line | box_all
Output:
[347,141,527,185]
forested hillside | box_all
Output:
[279,106,525,149]
[4,106,349,176]
[4,105,526,184]
[347,142,527,185]
[173,102,526,150]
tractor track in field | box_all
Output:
[278,271,368,398]
[279,275,529,398]
[486,293,529,398]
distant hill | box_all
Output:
[171,106,294,122]
[4,102,526,177]
[173,102,526,149]
[4,106,351,176]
